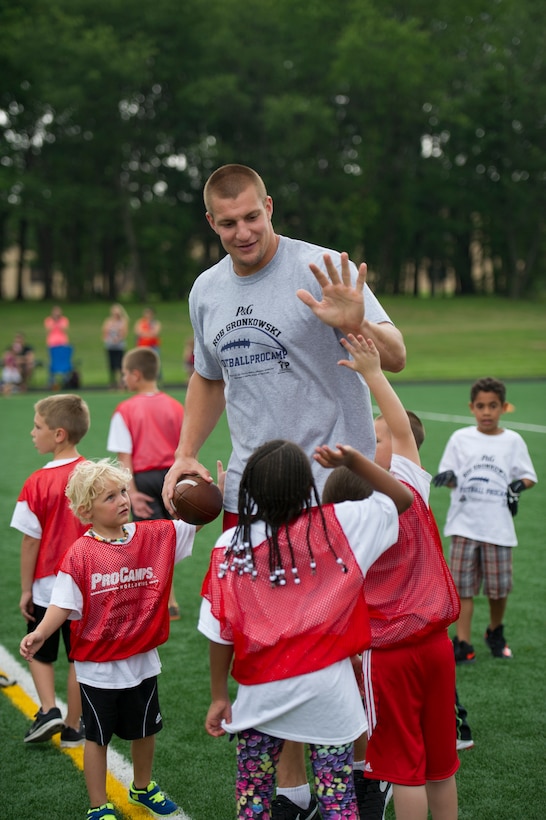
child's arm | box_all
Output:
[338,334,419,465]
[20,535,40,623]
[205,641,234,738]
[315,444,413,513]
[216,460,226,498]
[19,605,71,661]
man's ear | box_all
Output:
[206,212,218,234]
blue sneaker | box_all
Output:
[86,803,117,819]
[128,781,178,817]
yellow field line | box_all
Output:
[1,671,155,819]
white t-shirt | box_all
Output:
[106,411,133,453]
[51,520,194,688]
[438,426,537,546]
[390,453,430,503]
[198,491,399,745]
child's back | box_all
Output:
[365,454,459,647]
[335,334,460,820]
[199,438,412,819]
[107,347,184,617]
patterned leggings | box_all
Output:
[236,729,356,819]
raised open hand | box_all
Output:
[296,252,367,334]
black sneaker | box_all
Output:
[60,721,85,748]
[271,794,319,820]
[484,625,513,658]
[354,770,393,820]
[452,636,476,664]
[24,707,65,743]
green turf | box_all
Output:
[0,384,544,819]
[1,295,545,389]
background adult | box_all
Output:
[44,306,71,388]
[162,163,406,819]
[134,307,161,353]
[102,303,129,389]
[6,332,35,391]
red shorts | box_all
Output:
[223,510,238,531]
[363,630,459,786]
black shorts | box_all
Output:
[134,469,171,520]
[80,676,163,746]
[27,604,73,664]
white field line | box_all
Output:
[372,407,546,435]
[0,645,192,820]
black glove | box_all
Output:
[432,470,457,488]
[506,480,526,517]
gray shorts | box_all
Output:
[449,536,513,599]
[80,676,163,746]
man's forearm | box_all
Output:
[175,373,226,459]
[359,322,406,373]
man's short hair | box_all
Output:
[204,164,267,214]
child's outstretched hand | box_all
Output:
[338,333,381,377]
[314,443,356,470]
[20,631,45,662]
[216,460,226,498]
[205,698,232,738]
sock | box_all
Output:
[276,784,312,809]
[353,760,365,772]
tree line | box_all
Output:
[1,0,544,302]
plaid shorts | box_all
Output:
[449,536,513,599]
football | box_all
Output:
[171,473,223,525]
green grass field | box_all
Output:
[0,320,544,818]
[1,295,545,388]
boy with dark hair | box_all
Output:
[11,394,90,746]
[107,347,184,618]
[20,458,197,820]
[433,376,537,662]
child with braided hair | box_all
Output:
[198,439,413,820]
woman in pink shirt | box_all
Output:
[44,306,70,348]
[44,306,70,387]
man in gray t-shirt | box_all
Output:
[162,163,406,820]
[163,164,405,515]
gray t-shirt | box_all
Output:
[190,235,392,512]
